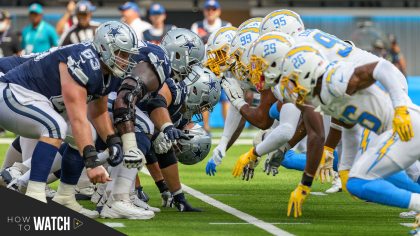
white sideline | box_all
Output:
[140,168,294,236]
[210,223,311,225]
[104,222,126,227]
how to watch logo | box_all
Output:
[6,216,83,231]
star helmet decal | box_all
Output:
[203,76,218,93]
[193,145,204,159]
[106,26,123,43]
[180,36,199,55]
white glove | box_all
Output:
[153,132,172,154]
[262,148,286,176]
[212,137,228,165]
[123,149,146,169]
[221,77,247,111]
[161,190,173,208]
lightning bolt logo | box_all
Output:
[366,133,398,174]
[359,129,371,154]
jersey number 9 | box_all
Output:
[313,32,353,58]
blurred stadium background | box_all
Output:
[2,0,420,128]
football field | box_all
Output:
[0,143,414,236]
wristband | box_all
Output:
[106,134,122,149]
[82,145,101,169]
[324,146,335,153]
[301,172,314,187]
[160,122,173,132]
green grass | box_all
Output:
[0,143,414,236]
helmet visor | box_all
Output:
[280,73,308,105]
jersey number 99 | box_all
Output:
[313,32,353,58]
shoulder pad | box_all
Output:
[322,63,355,99]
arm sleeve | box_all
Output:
[339,124,363,171]
[220,104,243,142]
[372,59,407,108]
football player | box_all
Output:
[280,44,420,224]
[0,22,139,213]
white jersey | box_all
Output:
[295,29,380,65]
[313,62,412,135]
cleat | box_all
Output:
[326,172,342,193]
[75,181,95,200]
[100,194,154,219]
[45,185,56,200]
[7,179,22,193]
[79,207,99,218]
[129,190,160,213]
[1,163,29,184]
[400,211,418,219]
[136,186,149,203]
[161,190,173,207]
[91,183,107,204]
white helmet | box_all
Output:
[237,17,263,32]
[280,43,330,105]
[228,27,260,81]
[205,26,237,76]
[249,32,296,90]
[260,10,305,37]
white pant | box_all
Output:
[0,83,67,139]
[349,107,420,180]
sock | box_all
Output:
[409,193,420,212]
[111,177,133,195]
[333,150,338,172]
[61,145,84,185]
[155,179,169,193]
[130,176,136,191]
[281,150,306,171]
[347,178,411,208]
[385,171,420,193]
[30,141,58,183]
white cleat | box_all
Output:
[400,210,418,218]
[326,172,342,193]
[45,185,56,199]
[75,181,95,200]
[129,190,161,213]
[79,207,99,218]
[100,193,154,219]
[91,183,107,204]
[1,163,29,184]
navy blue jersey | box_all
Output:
[0,54,35,75]
[138,78,188,128]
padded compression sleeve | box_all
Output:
[221,105,243,142]
[372,59,407,108]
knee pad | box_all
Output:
[274,124,294,143]
[145,147,158,165]
[156,148,177,169]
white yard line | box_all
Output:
[211,139,252,145]
[0,138,14,144]
[210,223,311,225]
[140,168,295,236]
[104,222,126,227]
[400,223,415,227]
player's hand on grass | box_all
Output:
[262,148,285,176]
[315,146,335,183]
[241,156,261,181]
[206,138,227,176]
[287,183,311,218]
[232,147,258,178]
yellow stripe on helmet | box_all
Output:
[256,34,292,47]
[263,10,302,26]
[213,27,237,44]
[285,46,322,59]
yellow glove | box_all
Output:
[315,146,335,183]
[393,106,414,142]
[287,184,311,218]
[232,147,258,178]
[339,170,359,200]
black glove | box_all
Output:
[106,134,124,167]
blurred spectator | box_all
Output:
[59,1,100,46]
[0,9,22,58]
[56,1,77,36]
[191,0,231,133]
[190,0,231,44]
[372,39,388,59]
[143,4,176,44]
[22,3,59,54]
[119,1,151,40]
[389,34,407,76]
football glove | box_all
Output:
[153,132,172,154]
[287,184,311,218]
[262,148,286,176]
[162,124,190,143]
[221,77,247,111]
[339,170,359,200]
[393,106,414,142]
[205,139,227,176]
[232,147,258,178]
[123,149,146,169]
[242,156,261,181]
[160,190,173,207]
[315,146,335,183]
[106,134,124,167]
